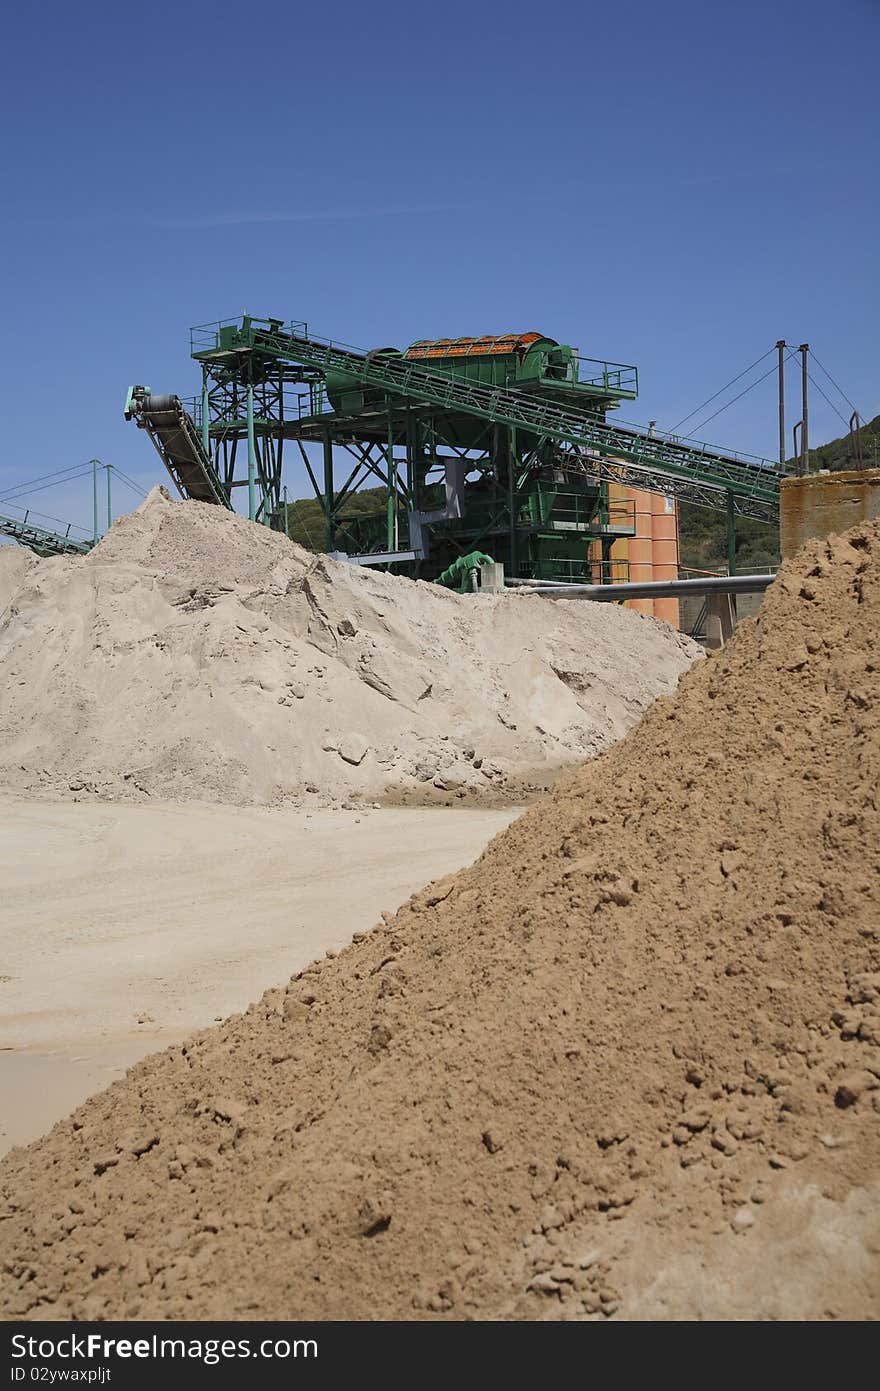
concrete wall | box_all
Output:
[678,589,766,645]
[735,592,765,622]
[678,592,704,638]
[780,469,880,558]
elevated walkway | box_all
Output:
[0,512,94,557]
[192,318,782,523]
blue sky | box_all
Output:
[1,0,877,537]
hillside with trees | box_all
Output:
[677,410,879,575]
[282,486,388,551]
[797,411,879,474]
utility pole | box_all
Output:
[776,341,786,468]
[799,343,809,475]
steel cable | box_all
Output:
[688,361,781,437]
[668,347,776,433]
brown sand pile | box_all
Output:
[0,488,698,808]
[2,520,879,1322]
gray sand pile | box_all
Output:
[1,519,877,1320]
[0,488,699,807]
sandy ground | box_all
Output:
[0,799,517,1156]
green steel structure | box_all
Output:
[0,511,94,557]
[2,459,113,559]
[125,317,782,584]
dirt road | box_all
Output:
[0,799,517,1154]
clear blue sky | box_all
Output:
[1,0,877,536]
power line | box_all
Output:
[784,348,849,430]
[668,347,776,433]
[0,461,96,504]
[111,466,148,499]
[688,361,780,438]
[291,498,316,548]
[808,373,849,428]
[809,350,859,417]
[0,498,91,534]
[0,466,97,506]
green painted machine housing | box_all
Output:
[403,332,565,388]
[324,348,403,416]
[323,331,638,421]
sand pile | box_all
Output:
[0,546,33,612]
[2,519,878,1322]
[0,488,698,808]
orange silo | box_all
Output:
[651,492,680,628]
[588,481,631,586]
[626,486,654,616]
[606,481,630,585]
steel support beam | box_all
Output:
[246,383,256,521]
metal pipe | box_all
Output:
[246,383,256,521]
[283,485,289,537]
[850,411,864,471]
[92,458,99,542]
[776,340,786,468]
[726,490,736,576]
[105,463,112,529]
[799,344,809,474]
[510,573,775,600]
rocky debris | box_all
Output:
[337,734,369,767]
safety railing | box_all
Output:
[0,509,94,554]
[190,317,309,356]
[520,556,632,584]
[612,421,781,478]
[292,384,331,420]
[678,563,780,580]
[524,486,636,535]
[587,557,631,584]
[572,355,638,397]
